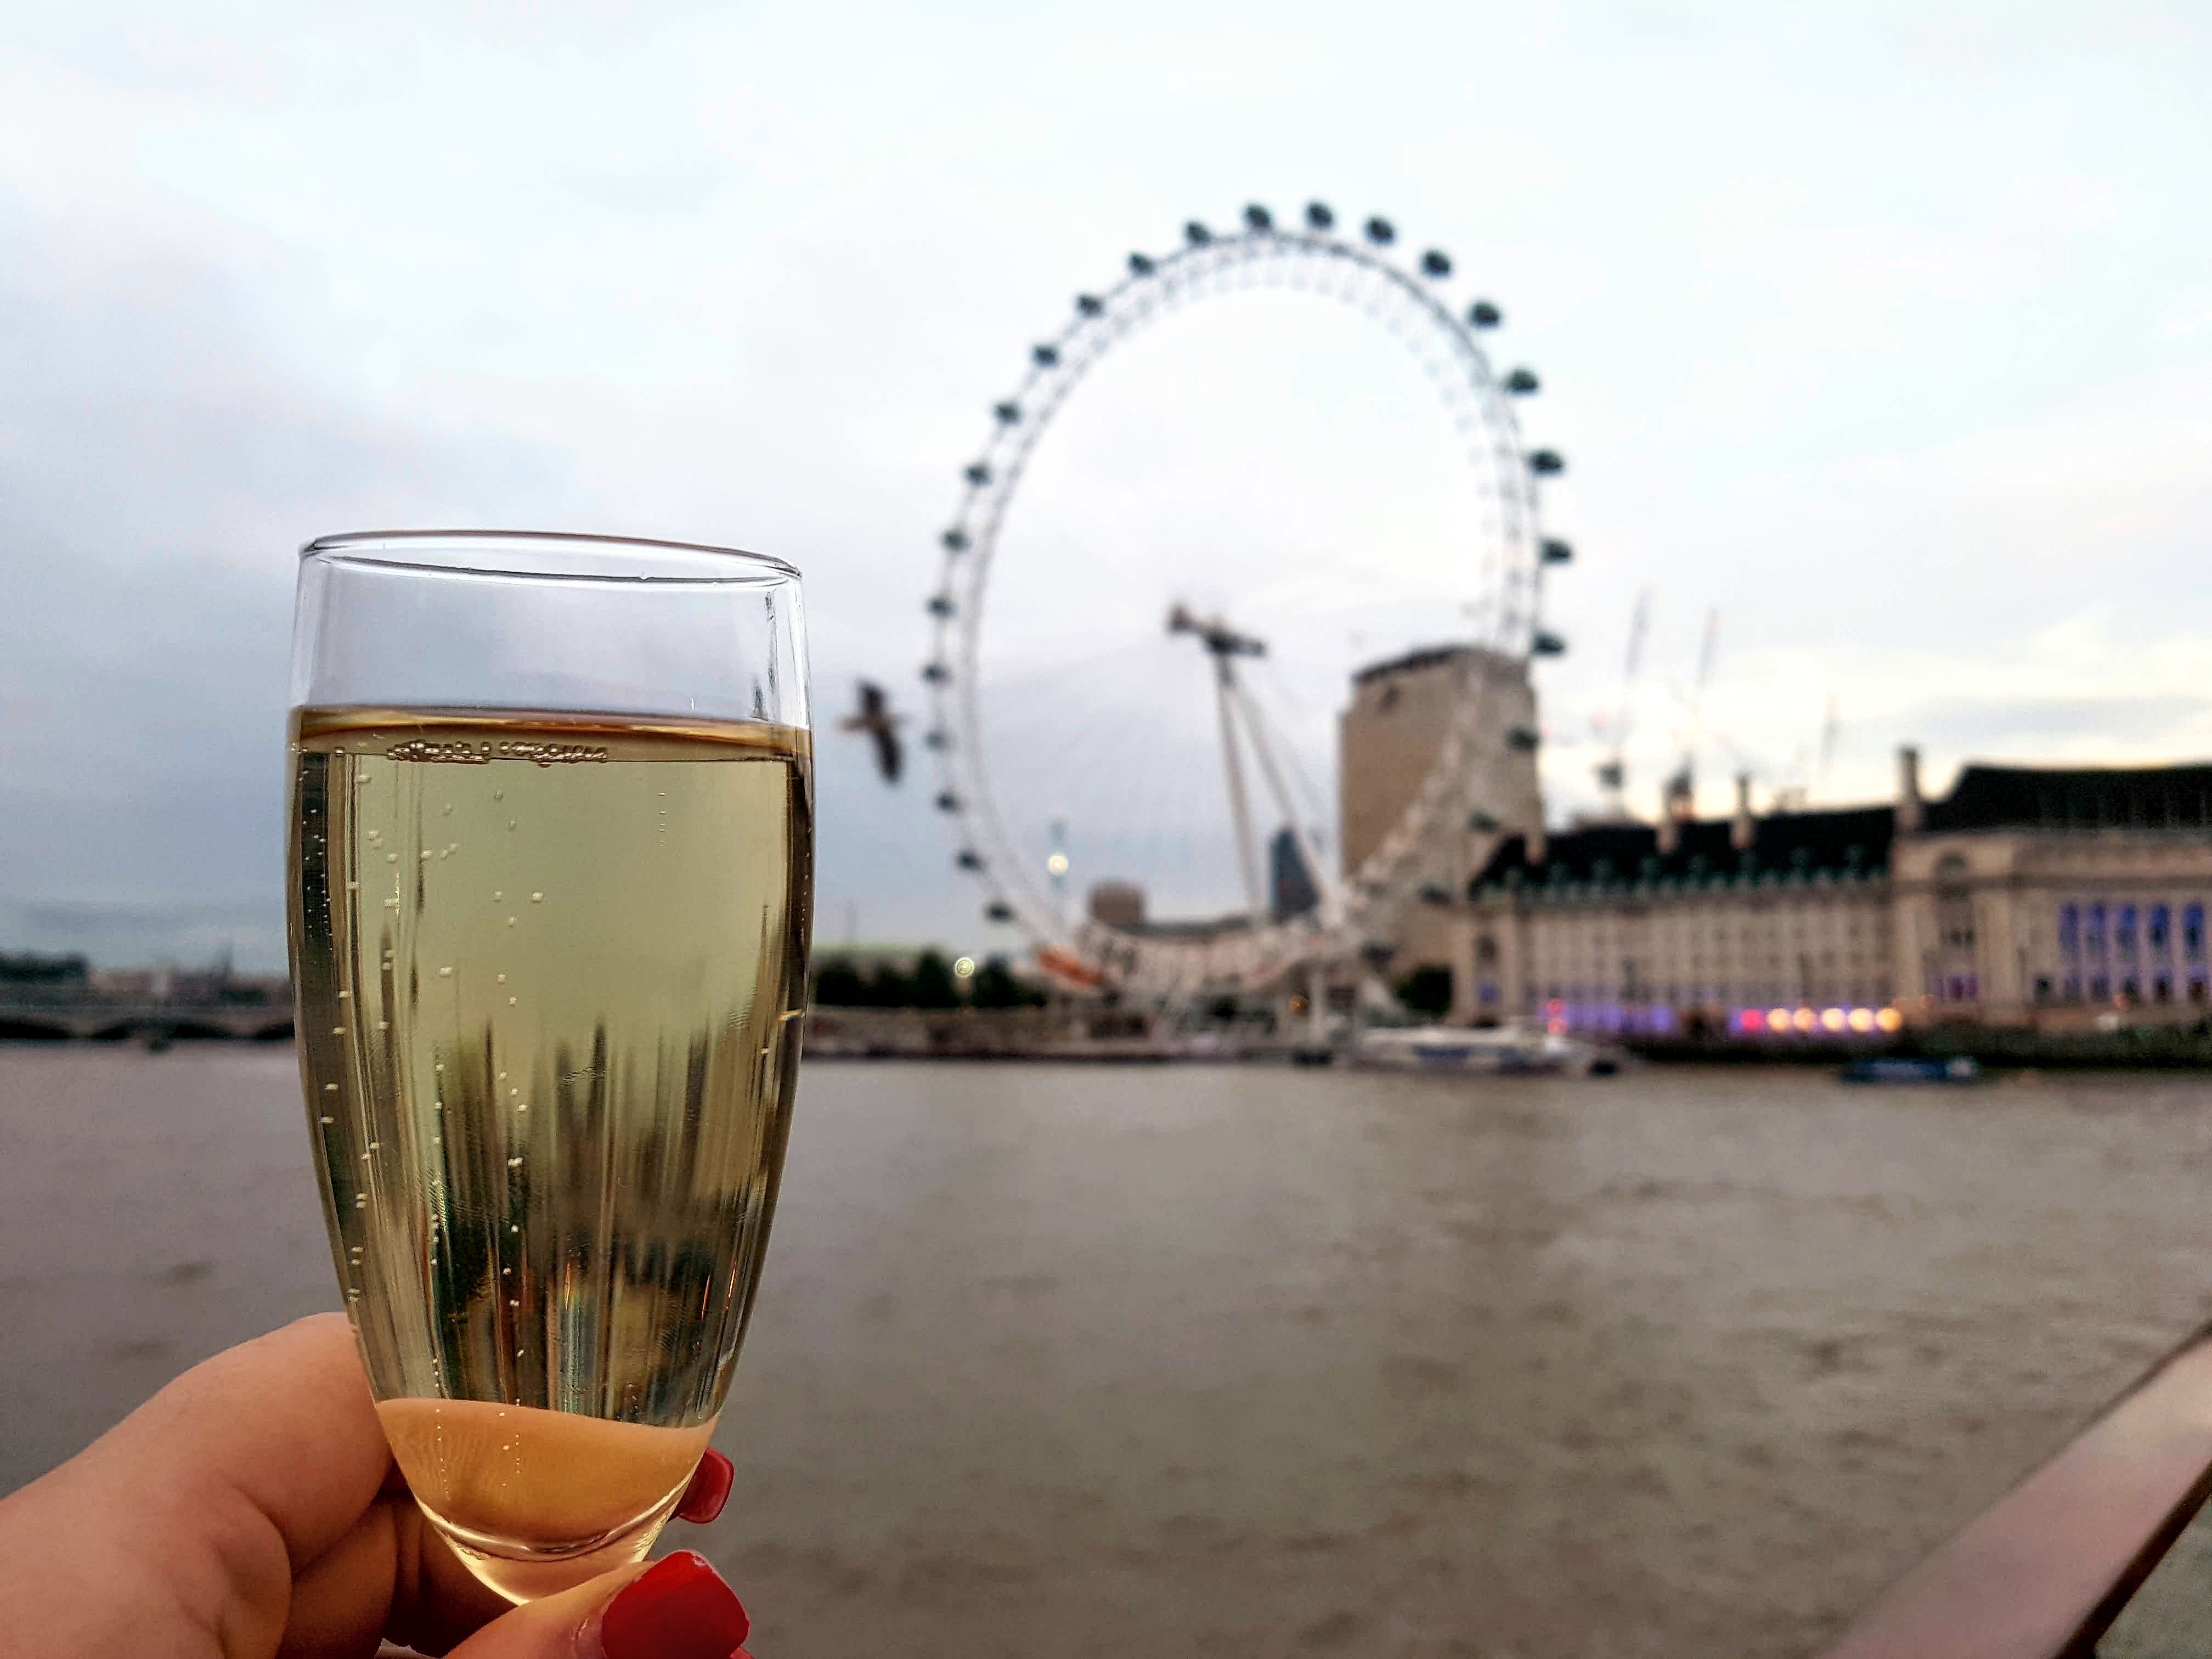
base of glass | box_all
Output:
[423,1496,682,1602]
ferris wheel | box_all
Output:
[921,200,1574,997]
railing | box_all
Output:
[1819,1324,2212,1659]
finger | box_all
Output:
[444,1551,749,1659]
[673,1449,733,1525]
[275,1499,397,1659]
[105,1313,388,1568]
[280,1490,515,1659]
[53,1314,391,1654]
[383,1487,523,1657]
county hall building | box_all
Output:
[1448,749,2212,1035]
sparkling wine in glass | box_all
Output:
[285,532,811,1600]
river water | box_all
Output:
[5,1049,2212,1657]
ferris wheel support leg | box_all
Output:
[1215,659,1267,928]
[1229,677,1341,929]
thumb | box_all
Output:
[447,1551,754,1659]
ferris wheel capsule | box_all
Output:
[1527,449,1565,475]
[1305,201,1334,230]
[1504,368,1539,394]
[1469,300,1502,328]
[1184,221,1211,246]
[1244,204,1272,231]
[1128,252,1154,276]
[1364,216,1396,245]
[1420,249,1451,278]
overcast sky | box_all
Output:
[2,2,2209,970]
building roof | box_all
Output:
[1351,642,1514,686]
[1468,759,2212,899]
[1470,806,1896,897]
[1925,764,2212,833]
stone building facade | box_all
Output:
[1450,751,2212,1034]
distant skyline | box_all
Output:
[3,3,2209,969]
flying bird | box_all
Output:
[840,680,904,783]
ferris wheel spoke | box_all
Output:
[1228,675,1338,928]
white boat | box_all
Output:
[1350,1022,1609,1076]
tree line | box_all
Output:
[811,951,1047,1011]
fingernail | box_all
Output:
[675,1448,734,1524]
[601,1551,750,1659]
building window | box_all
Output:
[2121,974,2141,1002]
[2150,905,2171,957]
[2058,904,2079,960]
[2063,974,2083,1002]
[1936,854,1975,951]
[2086,904,2108,961]
[2117,905,2139,962]
[2033,975,2053,1002]
[2186,904,2207,964]
[2090,973,2110,1001]
[2154,974,2172,1003]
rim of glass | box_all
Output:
[299,529,801,585]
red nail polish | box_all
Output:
[675,1448,734,1524]
[602,1551,750,1659]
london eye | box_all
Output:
[921,200,1575,998]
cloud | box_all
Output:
[3,0,2211,957]
[0,200,571,967]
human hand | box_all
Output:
[0,1314,754,1659]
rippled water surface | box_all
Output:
[5,1048,2212,1656]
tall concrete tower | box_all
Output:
[1339,644,1543,974]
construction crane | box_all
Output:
[1592,589,1651,818]
[1660,609,1720,820]
[1814,693,1841,802]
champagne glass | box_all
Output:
[285,531,811,1601]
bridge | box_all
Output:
[0,992,294,1043]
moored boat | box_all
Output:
[1838,1055,1982,1085]
[1351,1023,1607,1076]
